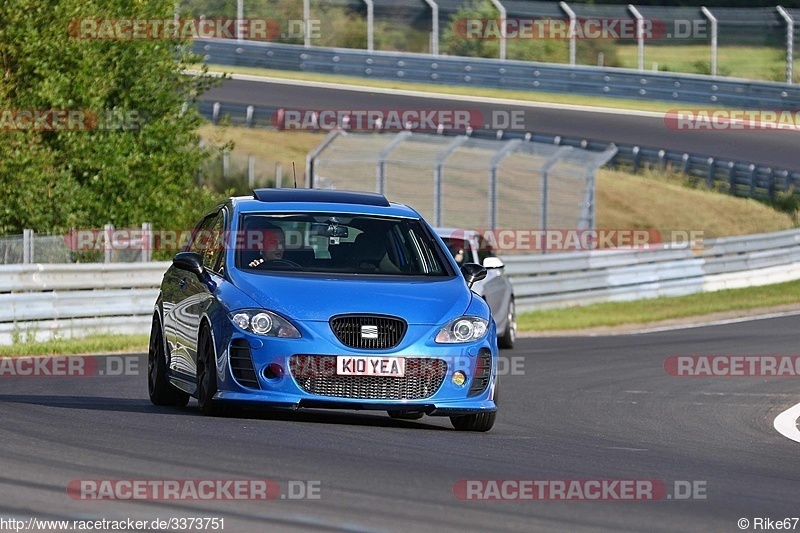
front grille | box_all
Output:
[468,348,492,397]
[329,315,407,350]
[229,339,260,389]
[289,355,447,399]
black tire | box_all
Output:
[388,410,424,420]
[197,325,224,416]
[148,316,189,407]
[498,298,516,350]
[450,380,498,432]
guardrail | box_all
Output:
[506,228,800,312]
[193,38,800,109]
[4,229,800,343]
[0,263,167,345]
[197,100,800,202]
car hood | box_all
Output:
[231,272,471,324]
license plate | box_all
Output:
[337,356,405,377]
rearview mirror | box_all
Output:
[482,256,504,269]
[460,263,487,288]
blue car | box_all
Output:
[148,189,498,431]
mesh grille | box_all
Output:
[229,339,260,389]
[329,315,407,350]
[289,355,447,399]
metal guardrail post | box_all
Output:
[246,105,254,127]
[701,7,718,77]
[422,0,439,56]
[433,136,468,226]
[489,0,507,60]
[707,157,715,188]
[628,5,645,71]
[559,2,577,66]
[364,0,374,52]
[303,0,311,48]
[376,131,412,195]
[305,130,342,188]
[778,6,794,84]
[488,139,522,230]
[104,224,114,264]
[23,229,33,264]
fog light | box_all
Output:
[452,371,467,387]
[263,363,284,380]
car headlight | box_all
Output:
[229,309,301,338]
[435,316,489,343]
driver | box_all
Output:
[248,224,286,268]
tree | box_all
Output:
[0,0,225,235]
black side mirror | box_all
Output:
[460,262,487,288]
[173,251,205,278]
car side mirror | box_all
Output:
[173,251,206,279]
[460,262,487,288]
[482,256,504,269]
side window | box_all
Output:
[188,211,225,275]
[476,235,495,265]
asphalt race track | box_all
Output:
[204,77,800,171]
[2,316,800,532]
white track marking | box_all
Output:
[774,402,800,444]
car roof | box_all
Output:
[232,189,420,218]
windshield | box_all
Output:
[236,213,450,276]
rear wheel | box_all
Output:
[498,298,516,350]
[197,325,223,416]
[148,317,189,407]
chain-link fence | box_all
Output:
[308,131,616,244]
[0,225,152,265]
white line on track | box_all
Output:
[774,402,800,444]
[187,69,666,119]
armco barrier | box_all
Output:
[193,38,800,110]
[4,229,800,343]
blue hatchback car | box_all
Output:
[148,189,498,431]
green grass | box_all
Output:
[616,44,799,83]
[0,334,149,356]
[518,280,800,332]
[197,64,705,114]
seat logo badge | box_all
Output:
[361,325,379,339]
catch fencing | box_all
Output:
[306,130,616,230]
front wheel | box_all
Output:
[148,317,189,407]
[197,325,223,416]
[498,298,516,350]
[450,381,498,432]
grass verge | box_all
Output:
[0,334,149,357]
[518,280,800,332]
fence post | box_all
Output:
[104,224,114,264]
[560,2,577,66]
[434,136,468,226]
[237,0,244,42]
[364,0,374,51]
[777,7,794,84]
[701,7,718,76]
[276,163,282,188]
[489,139,522,230]
[376,131,411,195]
[628,5,645,71]
[422,0,439,55]
[489,0,507,60]
[23,229,33,264]
[142,222,152,262]
[248,154,255,188]
[706,157,715,188]
[303,0,311,48]
[223,150,230,178]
